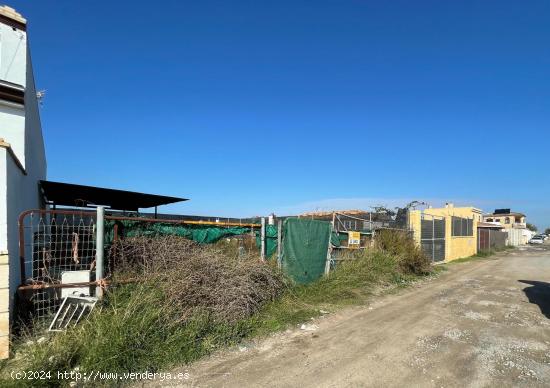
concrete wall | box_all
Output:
[505,229,534,246]
[408,210,422,245]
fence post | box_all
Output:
[324,221,334,275]
[478,228,480,251]
[96,206,105,298]
[432,217,435,262]
[260,217,266,261]
[369,212,372,231]
[277,220,282,269]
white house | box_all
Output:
[0,5,46,358]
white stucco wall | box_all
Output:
[5,44,45,299]
[5,150,43,306]
[0,22,28,169]
[0,149,7,253]
[0,23,26,87]
[0,16,46,358]
[0,103,25,165]
[0,148,9,358]
[23,44,46,173]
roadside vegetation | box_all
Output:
[446,245,515,265]
[1,231,433,387]
[251,230,433,335]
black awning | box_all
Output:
[40,180,187,211]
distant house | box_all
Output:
[482,209,534,246]
[483,209,526,229]
[0,6,46,358]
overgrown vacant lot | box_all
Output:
[161,245,550,388]
[1,231,433,387]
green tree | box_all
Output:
[544,228,550,235]
[526,223,538,232]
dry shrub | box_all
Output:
[374,229,432,275]
[109,236,286,323]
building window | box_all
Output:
[486,218,493,222]
[451,216,473,237]
[505,217,510,224]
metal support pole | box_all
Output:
[434,217,438,260]
[260,217,266,261]
[113,223,119,243]
[96,206,105,298]
[277,220,282,269]
[478,228,480,251]
[369,212,372,231]
[324,221,334,275]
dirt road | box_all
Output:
[158,246,550,387]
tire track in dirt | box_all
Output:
[146,246,550,388]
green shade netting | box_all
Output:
[281,218,332,284]
[105,219,340,280]
[255,224,278,258]
[105,220,251,245]
[254,223,340,260]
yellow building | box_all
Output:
[409,203,482,262]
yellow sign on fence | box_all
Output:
[348,231,361,249]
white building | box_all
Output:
[0,6,46,358]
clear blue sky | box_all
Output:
[10,0,550,228]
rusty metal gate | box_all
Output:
[477,229,507,251]
[421,214,446,262]
[18,209,101,320]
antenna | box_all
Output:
[36,89,46,106]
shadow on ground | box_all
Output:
[519,280,550,319]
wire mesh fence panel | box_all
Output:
[18,209,264,327]
[19,210,98,321]
[420,215,446,262]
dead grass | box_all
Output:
[110,236,287,322]
[1,231,434,386]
